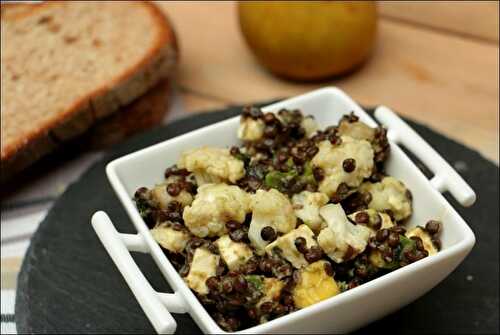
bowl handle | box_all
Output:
[374,106,476,207]
[91,211,180,334]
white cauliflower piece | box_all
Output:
[184,248,220,295]
[215,235,254,271]
[248,189,297,254]
[265,225,318,269]
[406,227,438,255]
[359,177,412,221]
[238,117,265,141]
[301,116,319,138]
[292,191,329,232]
[150,223,190,253]
[149,179,193,209]
[317,204,371,263]
[178,146,245,185]
[183,184,251,238]
[311,136,374,198]
[337,119,375,142]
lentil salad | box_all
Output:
[133,107,443,331]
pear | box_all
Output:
[238,1,377,81]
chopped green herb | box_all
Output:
[299,162,316,186]
[245,275,263,291]
[135,198,151,218]
[235,152,251,167]
[338,281,349,292]
[264,170,298,192]
[398,234,417,263]
[248,163,269,180]
[399,235,415,251]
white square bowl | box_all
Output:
[91,87,476,334]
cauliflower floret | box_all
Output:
[248,189,297,254]
[311,136,374,198]
[150,223,190,253]
[348,209,394,236]
[337,118,375,142]
[292,260,339,309]
[317,204,371,263]
[184,247,220,295]
[149,178,193,209]
[183,184,251,238]
[301,116,319,138]
[292,191,329,232]
[215,235,254,271]
[238,117,265,141]
[406,227,438,255]
[265,224,318,269]
[178,146,245,185]
[359,177,412,221]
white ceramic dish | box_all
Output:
[91,87,476,334]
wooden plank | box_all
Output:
[158,2,499,162]
[1,257,22,289]
[379,1,499,43]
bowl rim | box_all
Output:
[105,87,476,334]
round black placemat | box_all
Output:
[16,105,499,334]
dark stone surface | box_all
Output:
[16,105,499,334]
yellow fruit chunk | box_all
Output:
[293,260,339,308]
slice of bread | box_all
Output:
[1,1,178,181]
[0,79,172,194]
[84,78,171,149]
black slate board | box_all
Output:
[16,105,499,334]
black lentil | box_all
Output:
[324,262,334,276]
[387,232,400,248]
[354,211,370,224]
[166,183,181,196]
[305,246,323,263]
[376,229,389,242]
[294,237,308,254]
[261,226,277,241]
[342,158,356,173]
[313,166,325,181]
[226,220,242,231]
[425,220,441,235]
[371,214,382,230]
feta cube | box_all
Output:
[265,225,318,269]
[150,223,190,253]
[215,235,254,271]
[184,248,220,295]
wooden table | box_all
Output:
[158,1,499,163]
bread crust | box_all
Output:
[1,1,178,180]
[84,79,171,149]
[0,78,172,183]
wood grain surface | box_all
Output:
[379,1,499,43]
[158,1,499,163]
